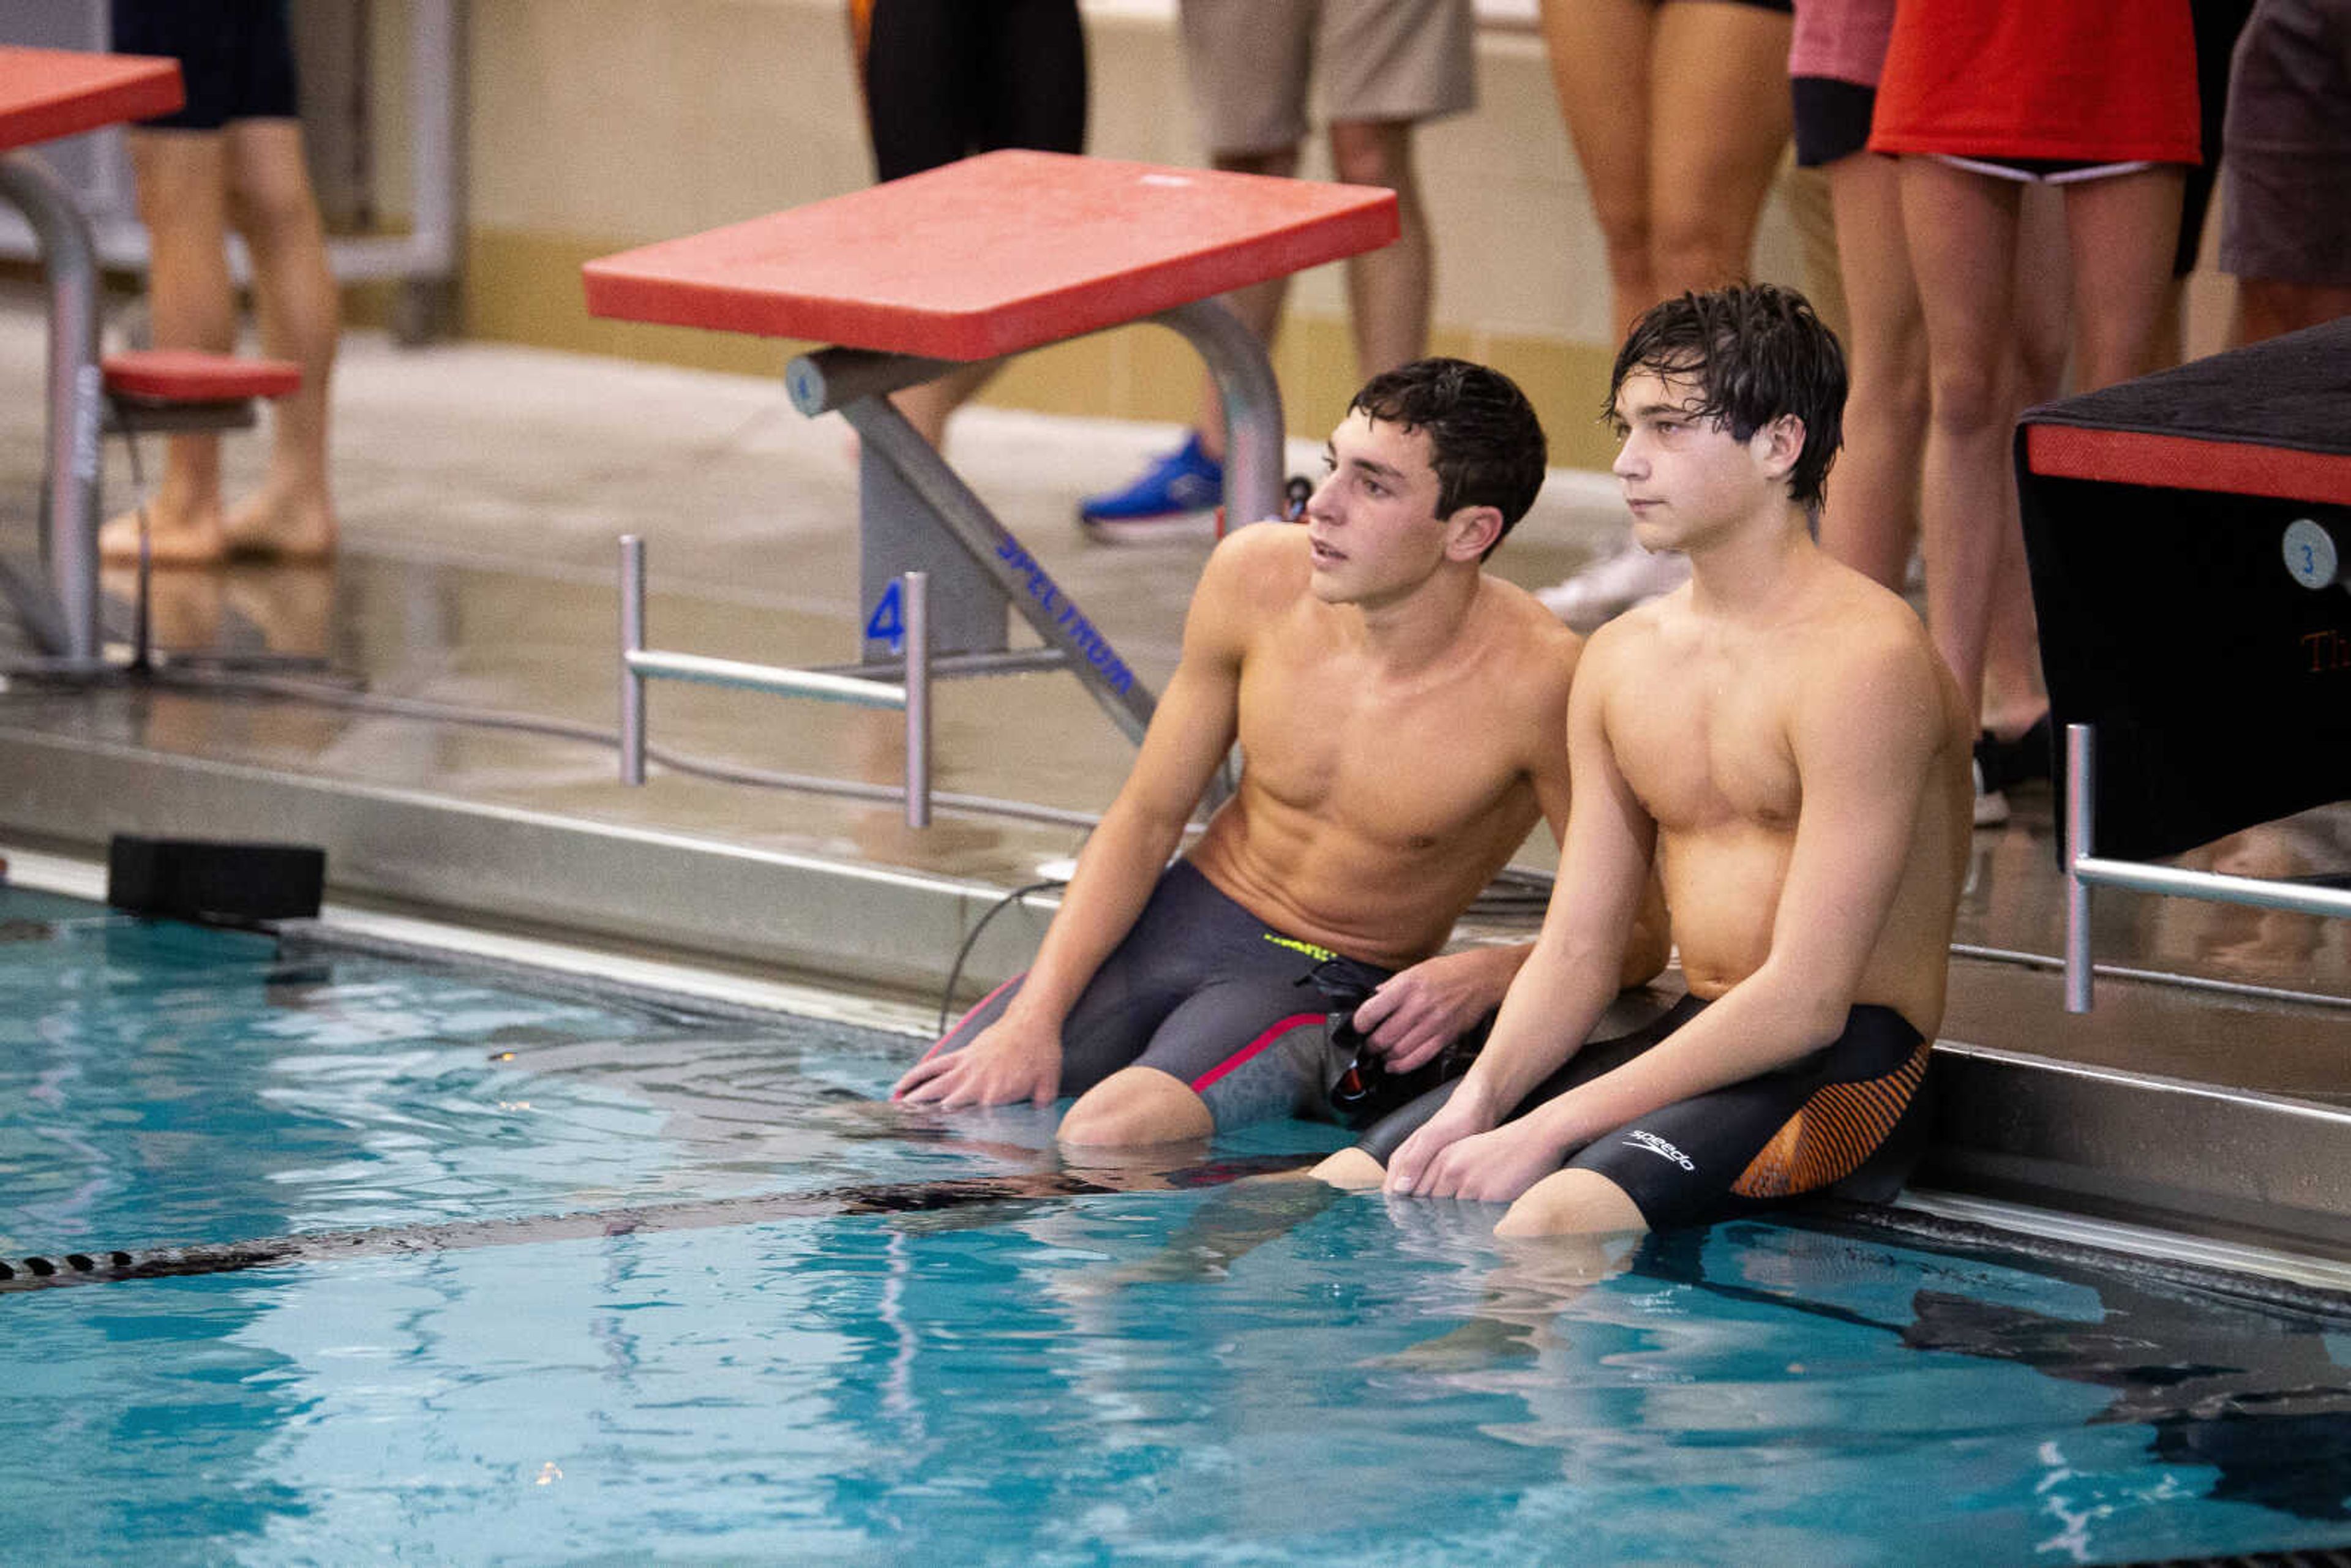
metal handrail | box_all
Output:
[2063,721,2350,1010]
[618,536,931,827]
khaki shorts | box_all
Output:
[2221,0,2351,286]
[1179,0,1476,156]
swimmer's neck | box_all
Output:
[1335,561,1489,672]
[1682,508,1821,620]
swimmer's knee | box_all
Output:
[1311,1147,1387,1191]
[1057,1068,1213,1147]
[1494,1169,1648,1240]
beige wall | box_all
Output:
[432,1,1815,470]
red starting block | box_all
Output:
[583,151,1397,750]
[102,348,302,433]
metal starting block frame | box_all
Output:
[618,535,933,828]
[782,296,1284,748]
[2063,722,2351,1011]
[581,151,1398,753]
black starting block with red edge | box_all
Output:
[2018,317,2351,865]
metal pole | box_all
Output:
[904,572,931,828]
[1160,298,1284,531]
[0,151,105,667]
[786,347,969,416]
[620,535,647,786]
[2064,722,2095,1013]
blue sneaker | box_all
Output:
[1079,432,1224,535]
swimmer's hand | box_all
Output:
[1355,948,1518,1073]
[890,1017,1061,1109]
[1389,1118,1561,1205]
[1384,1083,1554,1204]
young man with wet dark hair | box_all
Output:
[894,358,1665,1145]
[1347,357,1549,556]
[1322,285,1972,1237]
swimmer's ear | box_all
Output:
[1442,503,1505,563]
[1754,413,1806,486]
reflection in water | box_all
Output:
[7,885,2349,1561]
[1642,1223,2351,1524]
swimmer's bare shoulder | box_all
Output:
[1158,523,1315,681]
[1806,566,1967,730]
[1472,572,1586,748]
[1204,517,1314,606]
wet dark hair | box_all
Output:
[1349,357,1548,557]
[1605,283,1847,512]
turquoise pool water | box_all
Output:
[3,885,2348,1565]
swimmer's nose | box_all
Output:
[1305,467,1344,522]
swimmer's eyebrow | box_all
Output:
[1325,442,1408,484]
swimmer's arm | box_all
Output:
[1522,631,1669,994]
[1493,637,1943,1155]
[1387,651,1659,1188]
[895,534,1261,1105]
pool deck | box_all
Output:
[1,290,2344,1267]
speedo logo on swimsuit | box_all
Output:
[1623,1130,1696,1171]
[1261,934,1338,964]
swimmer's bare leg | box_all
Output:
[1375,1207,1644,1370]
[1494,1168,1649,1240]
[1056,1065,1213,1147]
[1312,1146,1388,1190]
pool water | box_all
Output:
[3,886,2349,1565]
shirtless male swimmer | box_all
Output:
[1319,285,1973,1237]
[892,358,1666,1144]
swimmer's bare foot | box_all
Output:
[224,481,336,561]
[99,502,228,567]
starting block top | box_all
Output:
[582,149,1400,362]
[0,46,181,152]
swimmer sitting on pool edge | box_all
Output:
[893,358,1667,1143]
[1320,285,1973,1237]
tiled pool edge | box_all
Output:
[0,721,1054,1007]
[6,718,2345,1269]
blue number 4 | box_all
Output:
[866,579,905,653]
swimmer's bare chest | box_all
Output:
[1611,652,1803,982]
[1234,631,1537,856]
[1188,623,1543,959]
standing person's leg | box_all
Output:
[1317,0,1470,378]
[221,118,339,558]
[1540,0,1792,631]
[1537,0,1657,340]
[2234,278,2351,341]
[1644,0,1794,300]
[1900,157,2023,761]
[1972,181,2070,803]
[1818,148,1927,589]
[99,130,234,566]
[1189,144,1306,462]
[1080,0,1311,526]
[869,0,1088,448]
[1531,0,1674,630]
[2064,167,2190,392]
[864,0,988,447]
[1327,118,1431,378]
